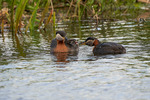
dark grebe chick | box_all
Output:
[66,39,79,52]
[50,31,79,53]
[84,37,126,55]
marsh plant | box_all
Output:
[0,0,147,36]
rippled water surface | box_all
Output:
[0,19,150,100]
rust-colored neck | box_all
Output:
[57,40,64,44]
[54,40,68,52]
[93,39,100,46]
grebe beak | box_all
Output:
[80,42,86,45]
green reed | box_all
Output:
[1,18,4,41]
[52,11,56,36]
[0,0,145,36]
[0,0,2,10]
[25,0,41,34]
[15,0,29,34]
[65,0,141,20]
[10,0,16,35]
[39,0,51,28]
[44,0,54,29]
[77,0,81,21]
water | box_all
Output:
[0,19,150,100]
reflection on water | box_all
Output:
[51,52,78,62]
[53,52,69,62]
[0,19,150,100]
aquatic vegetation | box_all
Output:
[10,0,15,35]
[15,0,29,34]
[25,0,41,34]
[0,0,55,35]
[38,0,51,28]
[52,11,56,35]
[65,0,142,20]
[0,0,149,36]
[1,18,5,41]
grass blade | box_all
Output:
[11,0,16,35]
[25,0,41,33]
[44,10,53,28]
[77,0,81,21]
[0,0,2,10]
[15,0,29,34]
[39,0,51,28]
[52,11,56,36]
[1,19,4,41]
[66,0,73,17]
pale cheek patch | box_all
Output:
[86,40,94,46]
[56,34,64,41]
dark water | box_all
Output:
[0,19,150,100]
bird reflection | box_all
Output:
[51,52,78,63]
[54,52,69,62]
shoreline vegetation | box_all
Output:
[0,0,150,36]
